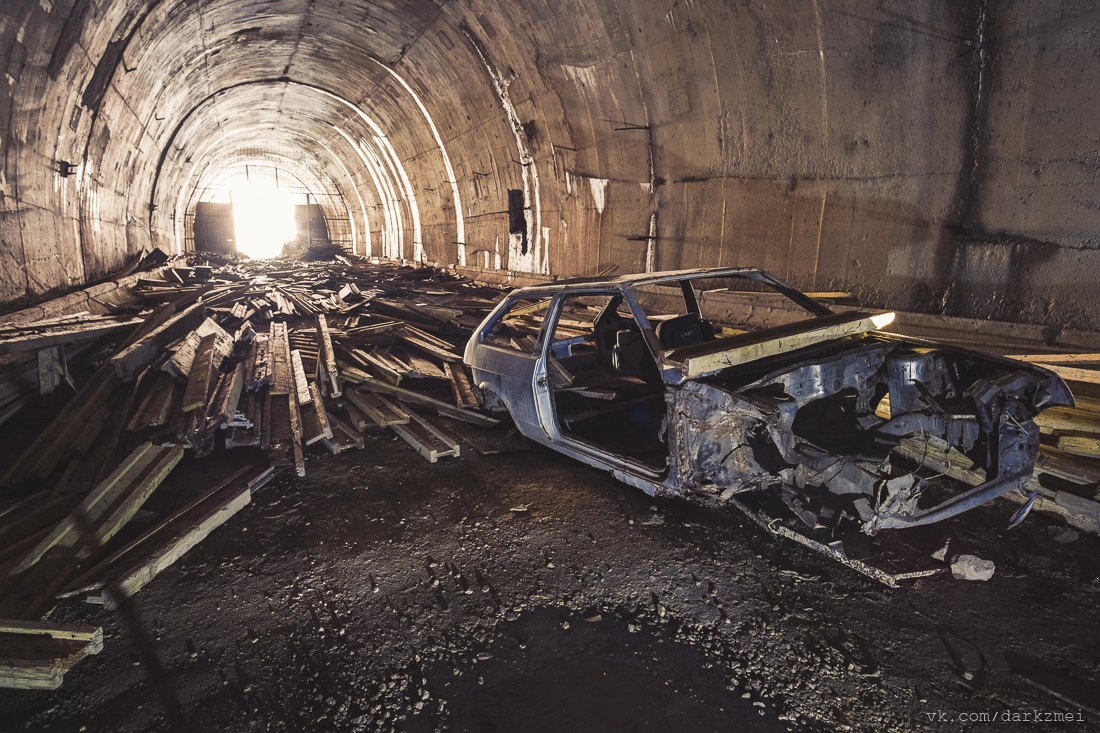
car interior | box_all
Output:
[546,290,717,469]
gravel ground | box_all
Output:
[2,421,1099,732]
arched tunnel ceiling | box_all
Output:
[1,0,1099,330]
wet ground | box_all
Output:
[2,418,1100,732]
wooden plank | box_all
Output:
[0,317,143,355]
[1036,408,1100,435]
[61,466,271,608]
[208,360,246,428]
[181,333,217,412]
[346,389,410,427]
[110,302,205,380]
[1006,354,1100,366]
[316,314,342,396]
[309,383,332,441]
[1025,363,1100,387]
[163,317,233,379]
[672,312,896,378]
[270,322,292,396]
[1057,434,1100,459]
[395,331,462,363]
[11,444,178,574]
[340,366,500,428]
[391,412,460,463]
[0,494,80,552]
[288,389,306,477]
[0,444,183,619]
[341,398,369,431]
[354,348,404,386]
[37,347,60,396]
[0,621,103,690]
[247,334,271,390]
[444,361,479,408]
[290,349,311,405]
[404,352,447,380]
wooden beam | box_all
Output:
[0,317,143,355]
[290,349,311,405]
[110,302,204,380]
[0,621,103,690]
[346,389,409,427]
[391,412,461,463]
[340,365,500,428]
[60,466,271,609]
[670,312,896,378]
[316,314,341,396]
[181,333,217,413]
[444,361,479,408]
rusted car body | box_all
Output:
[464,268,1072,538]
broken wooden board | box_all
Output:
[299,383,334,445]
[127,374,178,432]
[1057,434,1100,459]
[346,389,410,427]
[391,411,461,463]
[163,317,233,379]
[181,333,218,413]
[321,414,365,454]
[668,311,896,378]
[110,302,205,380]
[0,620,103,689]
[1,443,184,619]
[444,361,479,408]
[269,322,292,396]
[316,314,341,396]
[291,349,311,405]
[340,366,500,428]
[0,317,144,355]
[12,442,185,574]
[59,466,272,610]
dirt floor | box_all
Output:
[2,416,1099,732]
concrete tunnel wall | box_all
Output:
[1,1,1099,330]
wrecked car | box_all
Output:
[464,268,1072,549]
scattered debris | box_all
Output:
[951,554,995,581]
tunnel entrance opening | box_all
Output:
[230,179,299,259]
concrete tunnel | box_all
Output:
[3,1,1100,729]
[2,1,1098,326]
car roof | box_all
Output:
[506,267,770,295]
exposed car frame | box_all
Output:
[464,267,1072,554]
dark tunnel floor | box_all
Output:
[1,419,1100,732]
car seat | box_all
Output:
[655,313,714,349]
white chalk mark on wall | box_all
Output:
[589,177,608,214]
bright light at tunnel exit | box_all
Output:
[230,181,299,259]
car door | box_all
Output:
[532,289,667,482]
[465,295,554,441]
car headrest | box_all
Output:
[656,313,706,349]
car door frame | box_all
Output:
[531,286,668,482]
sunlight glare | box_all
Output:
[231,181,299,258]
